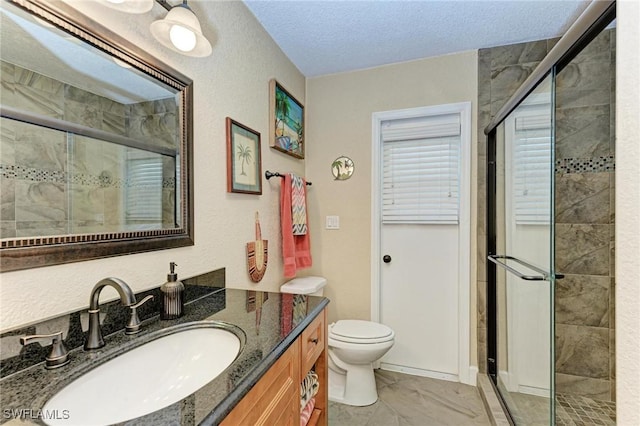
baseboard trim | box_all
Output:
[379,363,459,383]
[468,365,479,386]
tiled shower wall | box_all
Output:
[477,29,616,402]
[554,29,616,402]
[0,61,177,238]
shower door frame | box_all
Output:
[485,1,617,424]
[486,78,556,423]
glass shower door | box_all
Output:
[490,73,556,424]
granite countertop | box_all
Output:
[0,282,329,426]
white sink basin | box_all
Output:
[43,322,244,426]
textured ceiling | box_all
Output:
[243,0,591,77]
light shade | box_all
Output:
[98,0,154,14]
[150,4,212,57]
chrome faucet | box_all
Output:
[84,278,136,350]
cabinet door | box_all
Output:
[301,310,325,374]
[221,340,300,426]
[301,309,328,426]
[263,392,299,426]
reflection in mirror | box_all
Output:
[0,0,193,271]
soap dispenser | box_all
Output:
[161,262,184,319]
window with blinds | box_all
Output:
[509,114,552,225]
[382,113,461,224]
[125,152,163,224]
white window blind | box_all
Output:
[382,113,461,224]
[125,152,163,224]
[511,115,552,225]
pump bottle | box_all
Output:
[161,262,184,319]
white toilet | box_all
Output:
[280,276,395,407]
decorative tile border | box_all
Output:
[0,164,66,183]
[556,156,615,174]
[0,164,175,189]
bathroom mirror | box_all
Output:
[0,0,194,272]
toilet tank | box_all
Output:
[280,276,326,296]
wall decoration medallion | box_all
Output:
[331,156,354,180]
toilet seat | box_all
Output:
[329,320,394,344]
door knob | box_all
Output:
[383,255,392,263]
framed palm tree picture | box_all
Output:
[269,79,304,159]
[226,117,262,194]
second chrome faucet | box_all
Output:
[84,278,153,350]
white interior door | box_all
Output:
[380,223,460,379]
[371,103,472,384]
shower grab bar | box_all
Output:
[488,255,549,281]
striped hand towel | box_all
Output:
[291,174,307,235]
[300,371,319,409]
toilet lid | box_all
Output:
[329,320,394,343]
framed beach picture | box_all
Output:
[269,79,304,159]
[226,117,262,195]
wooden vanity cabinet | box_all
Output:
[301,308,328,426]
[221,307,328,426]
[220,340,300,426]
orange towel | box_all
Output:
[281,173,312,278]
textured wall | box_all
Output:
[616,0,640,423]
[305,51,479,362]
[0,0,305,331]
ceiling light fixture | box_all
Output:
[150,0,212,57]
[99,0,154,14]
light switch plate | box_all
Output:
[325,215,340,229]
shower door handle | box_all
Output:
[488,255,548,281]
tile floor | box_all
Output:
[506,391,551,425]
[556,394,616,426]
[490,386,617,426]
[328,370,491,426]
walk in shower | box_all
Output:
[485,1,616,424]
